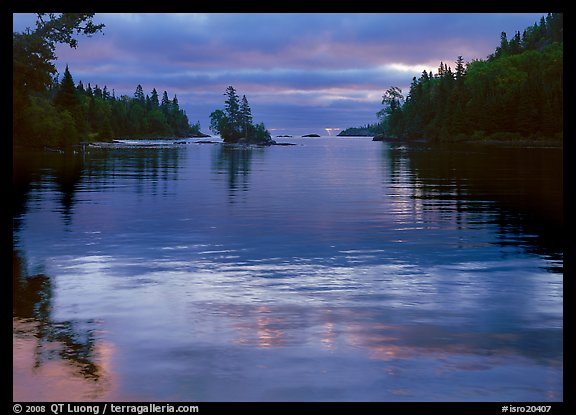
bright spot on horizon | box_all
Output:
[324,128,341,136]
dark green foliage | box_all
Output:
[19,96,80,147]
[338,123,384,136]
[149,88,160,109]
[354,13,562,143]
[16,65,201,146]
[95,86,198,138]
[13,13,105,147]
[210,86,272,144]
[134,84,146,104]
[53,65,86,136]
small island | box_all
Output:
[302,134,321,138]
[209,86,274,145]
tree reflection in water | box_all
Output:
[384,143,563,271]
[212,144,266,202]
[13,249,113,401]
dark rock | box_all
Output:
[372,134,403,142]
[302,134,321,137]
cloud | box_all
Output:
[53,13,543,72]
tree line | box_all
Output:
[373,13,563,142]
[337,123,384,137]
[13,13,201,148]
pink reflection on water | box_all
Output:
[232,306,286,348]
[13,319,117,402]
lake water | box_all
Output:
[13,137,563,402]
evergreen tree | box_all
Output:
[455,55,466,82]
[240,95,253,137]
[150,88,159,109]
[134,84,145,105]
[224,86,241,128]
[54,65,80,109]
[496,32,509,57]
[93,84,103,99]
[86,83,93,97]
[161,91,171,115]
[53,65,86,142]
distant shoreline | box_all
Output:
[114,133,211,140]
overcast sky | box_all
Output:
[13,13,546,136]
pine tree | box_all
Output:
[161,91,171,114]
[150,88,159,109]
[240,95,253,137]
[93,84,103,99]
[496,32,509,57]
[86,83,93,97]
[53,65,86,143]
[224,86,241,126]
[455,56,466,82]
[54,65,80,109]
[134,84,145,105]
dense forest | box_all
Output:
[350,13,563,142]
[13,13,202,148]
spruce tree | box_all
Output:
[240,95,253,137]
[150,88,159,109]
[161,91,171,114]
[224,86,241,128]
[134,84,145,104]
[54,65,80,110]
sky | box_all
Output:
[13,13,547,136]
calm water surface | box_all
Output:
[13,137,563,401]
